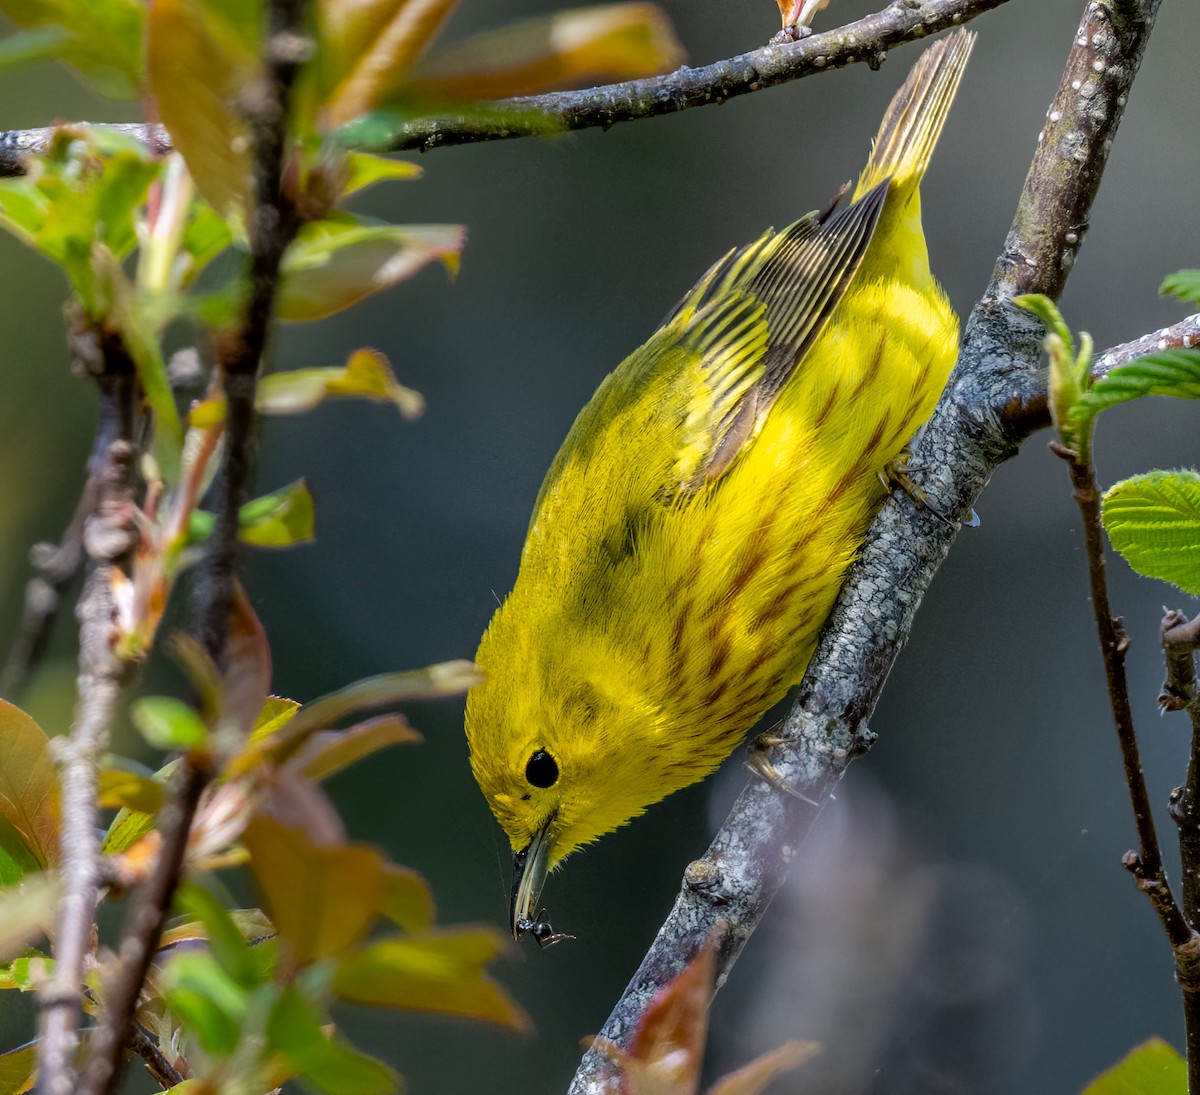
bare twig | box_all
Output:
[126,1024,185,1091]
[0,478,95,699]
[568,2,1163,1089]
[77,5,308,1094]
[0,0,1009,178]
[36,319,140,1095]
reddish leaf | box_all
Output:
[291,714,422,783]
[625,942,715,1095]
[219,583,272,743]
[0,702,59,868]
[243,817,382,966]
[319,0,460,127]
[705,1041,818,1095]
[332,927,530,1031]
[409,3,685,101]
[277,218,464,322]
[258,766,347,848]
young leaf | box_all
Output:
[1075,350,1200,422]
[256,349,423,418]
[408,2,685,101]
[1161,270,1200,307]
[0,819,43,886]
[231,660,480,775]
[342,151,422,197]
[130,696,210,752]
[175,883,262,989]
[0,701,59,868]
[1079,1037,1186,1094]
[190,480,317,548]
[1102,471,1200,596]
[292,715,422,784]
[146,0,257,219]
[243,818,383,966]
[277,217,463,322]
[332,928,530,1031]
[267,987,399,1095]
[103,758,182,854]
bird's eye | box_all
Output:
[525,749,559,788]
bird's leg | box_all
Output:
[879,451,978,529]
[745,722,820,806]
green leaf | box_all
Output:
[1079,1037,1186,1094]
[0,701,59,868]
[161,950,247,1057]
[380,864,434,934]
[277,216,463,322]
[332,928,530,1031]
[0,873,60,961]
[0,1041,36,1094]
[1162,270,1200,307]
[341,151,421,197]
[257,349,423,418]
[267,987,400,1095]
[1076,350,1200,423]
[0,951,52,992]
[0,24,71,70]
[292,715,422,784]
[175,884,262,989]
[243,818,383,966]
[161,907,274,949]
[1102,471,1200,596]
[130,696,210,752]
[0,819,42,886]
[0,0,146,97]
[190,480,317,548]
[98,766,167,814]
[102,758,182,855]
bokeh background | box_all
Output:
[2,0,1200,1091]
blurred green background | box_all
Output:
[2,0,1200,1091]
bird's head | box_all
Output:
[464,605,664,942]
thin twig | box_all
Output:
[568,2,1162,1089]
[126,1024,185,1091]
[0,0,1009,177]
[0,478,95,699]
[77,4,308,1093]
[1001,313,1200,438]
[36,318,140,1095]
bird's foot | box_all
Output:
[745,728,820,806]
[879,452,979,529]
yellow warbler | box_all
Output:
[466,29,974,942]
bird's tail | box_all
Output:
[852,28,975,201]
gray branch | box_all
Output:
[568,0,1162,1089]
[0,0,1010,177]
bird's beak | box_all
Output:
[510,822,552,939]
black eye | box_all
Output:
[525,749,559,788]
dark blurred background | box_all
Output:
[2,0,1200,1091]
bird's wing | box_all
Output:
[664,178,889,490]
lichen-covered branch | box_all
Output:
[36,320,139,1095]
[568,2,1162,1090]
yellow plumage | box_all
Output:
[465,30,974,939]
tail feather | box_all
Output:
[852,28,975,200]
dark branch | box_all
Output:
[0,0,1010,178]
[568,2,1162,1088]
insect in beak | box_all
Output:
[510,824,574,946]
